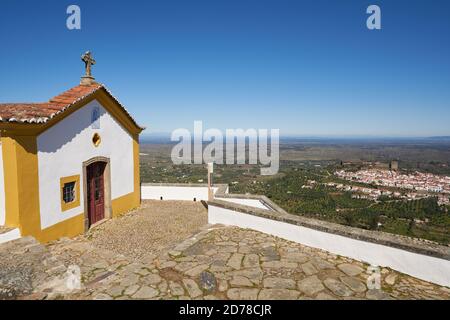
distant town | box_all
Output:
[334,168,450,205]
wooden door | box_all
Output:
[87,162,106,226]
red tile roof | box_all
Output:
[0,84,143,130]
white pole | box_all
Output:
[207,162,214,201]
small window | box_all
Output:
[60,175,80,211]
[63,182,76,203]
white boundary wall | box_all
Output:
[209,204,450,287]
[141,185,219,201]
[0,228,21,244]
[218,198,270,210]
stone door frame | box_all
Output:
[82,156,112,232]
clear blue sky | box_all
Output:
[1,0,449,137]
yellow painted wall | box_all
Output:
[37,213,85,243]
[2,135,41,236]
[1,135,86,242]
[1,136,21,227]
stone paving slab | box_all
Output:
[14,227,450,300]
[1,203,449,300]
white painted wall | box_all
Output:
[37,99,134,229]
[217,197,270,210]
[209,205,450,287]
[0,228,21,244]
[141,185,219,201]
[0,143,5,226]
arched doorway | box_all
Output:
[82,157,112,230]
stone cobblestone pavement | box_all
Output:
[85,200,209,261]
[1,203,449,300]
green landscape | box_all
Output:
[139,139,450,245]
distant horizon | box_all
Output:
[141,131,450,141]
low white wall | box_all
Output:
[209,205,450,287]
[218,198,270,210]
[141,185,218,201]
[0,228,21,245]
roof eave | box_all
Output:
[0,84,145,136]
